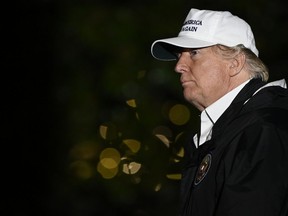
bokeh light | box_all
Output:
[123,139,141,153]
[122,161,141,175]
[169,104,190,125]
[154,183,162,192]
[97,148,121,179]
[99,148,121,167]
[126,99,137,108]
[153,125,172,147]
[99,123,119,140]
[166,173,182,180]
[97,161,118,179]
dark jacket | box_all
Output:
[180,78,288,216]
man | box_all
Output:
[151,8,288,216]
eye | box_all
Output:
[174,49,199,59]
[174,52,181,59]
[189,49,199,56]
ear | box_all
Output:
[229,53,246,77]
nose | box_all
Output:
[175,55,188,74]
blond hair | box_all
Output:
[212,44,269,82]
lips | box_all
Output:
[180,75,195,86]
[181,78,194,86]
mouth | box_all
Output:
[181,80,194,87]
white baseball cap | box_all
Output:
[151,8,259,61]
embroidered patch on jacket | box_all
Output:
[194,153,212,185]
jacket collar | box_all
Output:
[212,78,266,138]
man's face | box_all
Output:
[174,46,233,111]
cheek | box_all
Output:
[197,64,227,93]
[197,66,221,85]
[203,60,227,79]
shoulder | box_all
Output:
[221,100,288,162]
[240,83,288,129]
[245,82,288,111]
[223,109,288,181]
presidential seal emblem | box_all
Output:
[194,153,212,185]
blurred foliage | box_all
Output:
[12,0,287,215]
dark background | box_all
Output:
[9,0,287,215]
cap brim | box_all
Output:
[151,36,216,61]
